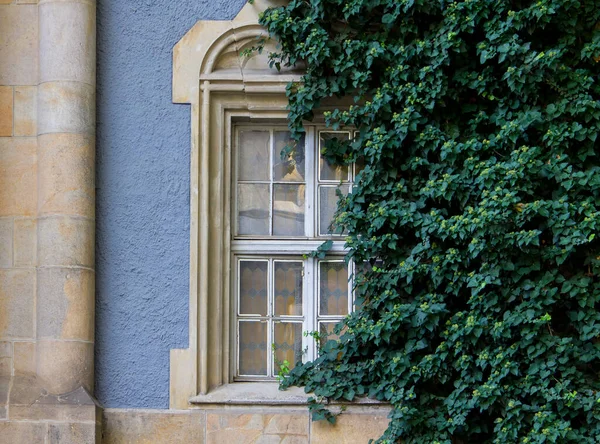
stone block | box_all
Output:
[13,217,36,266]
[0,137,37,217]
[38,216,94,267]
[0,218,12,267]
[0,1,13,5]
[37,267,94,341]
[9,378,99,422]
[0,85,12,136]
[18,0,38,4]
[0,420,47,442]
[0,341,11,376]
[36,339,93,394]
[0,5,38,85]
[38,81,95,135]
[13,341,35,375]
[39,0,95,85]
[0,269,34,339]
[48,422,96,444]
[206,411,309,444]
[103,409,205,444]
[14,85,37,136]
[38,133,95,217]
[310,411,390,443]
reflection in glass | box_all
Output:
[239,261,268,316]
[239,130,270,181]
[273,132,305,182]
[273,184,305,236]
[319,321,347,349]
[319,132,350,181]
[274,322,303,374]
[274,261,303,316]
[319,261,349,316]
[238,183,270,235]
[239,321,268,375]
[319,185,349,235]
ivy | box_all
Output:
[259,0,600,442]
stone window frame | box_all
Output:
[170,0,311,409]
[170,0,382,409]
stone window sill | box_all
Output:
[189,382,386,407]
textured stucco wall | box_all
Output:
[96,0,246,409]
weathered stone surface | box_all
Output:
[13,217,36,266]
[0,5,38,85]
[37,216,94,267]
[0,341,11,376]
[37,267,94,341]
[9,378,99,422]
[14,85,37,136]
[0,217,12,267]
[13,340,35,375]
[0,269,34,339]
[38,133,95,217]
[0,137,37,217]
[39,0,95,85]
[206,411,309,444]
[48,422,96,444]
[38,81,95,135]
[103,409,205,444]
[0,420,47,442]
[0,85,12,136]
[36,340,94,394]
[310,411,390,444]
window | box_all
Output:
[232,125,358,380]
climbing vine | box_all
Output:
[258,0,600,442]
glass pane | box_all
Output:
[319,185,349,235]
[238,183,269,235]
[319,321,347,349]
[274,322,303,374]
[319,132,350,181]
[239,130,270,181]
[319,261,349,316]
[273,184,305,236]
[239,261,268,315]
[274,261,303,316]
[273,132,305,182]
[239,321,268,376]
[354,156,365,177]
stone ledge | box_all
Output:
[189,382,387,407]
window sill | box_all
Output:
[189,382,386,407]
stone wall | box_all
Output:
[0,0,99,441]
[102,407,391,444]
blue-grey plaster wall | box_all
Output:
[96,0,246,409]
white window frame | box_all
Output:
[232,124,358,381]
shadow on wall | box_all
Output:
[95,0,247,409]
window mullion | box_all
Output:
[305,126,315,238]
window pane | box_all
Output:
[319,261,349,316]
[273,184,305,236]
[274,261,303,316]
[319,132,350,181]
[273,132,305,182]
[239,130,270,181]
[239,261,268,316]
[318,185,349,236]
[239,321,268,376]
[274,322,303,374]
[238,183,269,235]
[319,321,347,349]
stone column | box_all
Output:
[36,0,96,396]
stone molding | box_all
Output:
[170,0,304,409]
